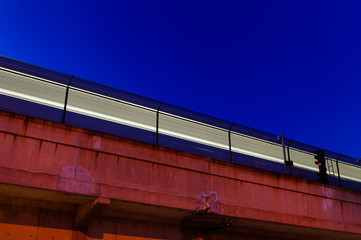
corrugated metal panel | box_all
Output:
[232,123,279,144]
[289,149,318,172]
[231,132,284,164]
[0,56,71,85]
[160,103,232,130]
[71,77,161,110]
[159,112,229,149]
[0,67,67,110]
[67,88,157,132]
[338,162,361,183]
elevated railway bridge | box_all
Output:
[0,56,360,239]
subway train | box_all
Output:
[0,56,360,191]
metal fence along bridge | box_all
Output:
[0,56,360,192]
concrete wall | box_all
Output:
[0,110,361,240]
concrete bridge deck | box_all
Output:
[0,110,361,240]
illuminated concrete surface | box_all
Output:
[0,110,360,240]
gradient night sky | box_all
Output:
[1,1,360,158]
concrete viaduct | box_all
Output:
[0,109,361,240]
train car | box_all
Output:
[1,56,360,191]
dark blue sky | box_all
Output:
[1,1,360,158]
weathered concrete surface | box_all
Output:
[0,110,361,239]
